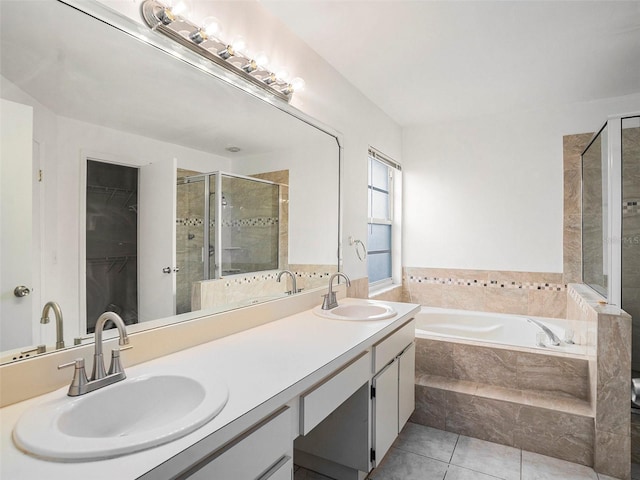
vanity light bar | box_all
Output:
[141,0,301,102]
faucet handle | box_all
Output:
[58,358,89,397]
[108,345,132,375]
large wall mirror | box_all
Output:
[0,0,340,364]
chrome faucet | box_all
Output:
[41,301,64,349]
[321,272,351,310]
[58,312,131,397]
[277,270,298,295]
[526,317,561,346]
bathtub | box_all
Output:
[415,307,586,355]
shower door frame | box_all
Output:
[582,111,639,306]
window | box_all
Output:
[367,148,401,287]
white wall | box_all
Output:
[96,0,404,280]
[402,93,640,273]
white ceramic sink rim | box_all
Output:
[314,300,397,321]
[13,373,228,461]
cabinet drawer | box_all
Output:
[300,350,371,435]
[373,319,415,373]
[185,407,292,479]
[258,456,293,480]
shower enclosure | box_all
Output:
[175,171,281,314]
[582,113,640,370]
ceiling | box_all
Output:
[262,1,640,127]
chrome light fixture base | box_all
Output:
[141,0,296,102]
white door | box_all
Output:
[372,359,399,468]
[0,99,34,351]
[398,342,416,431]
[138,158,176,322]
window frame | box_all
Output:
[367,148,401,289]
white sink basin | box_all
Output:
[314,301,397,321]
[13,373,228,461]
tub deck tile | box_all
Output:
[452,344,517,389]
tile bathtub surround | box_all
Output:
[567,284,632,480]
[413,333,594,466]
[402,267,567,319]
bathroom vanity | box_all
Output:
[0,298,419,479]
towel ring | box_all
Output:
[348,237,367,262]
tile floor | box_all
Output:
[294,422,628,480]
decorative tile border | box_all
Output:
[222,270,332,288]
[176,217,279,227]
[623,200,639,217]
[407,275,566,292]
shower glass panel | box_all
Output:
[175,175,205,315]
[219,174,280,276]
[176,172,280,312]
[582,125,608,297]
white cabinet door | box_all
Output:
[372,360,399,467]
[398,342,416,431]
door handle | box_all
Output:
[162,267,171,274]
[14,286,31,297]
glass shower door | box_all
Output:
[582,125,609,297]
[175,176,205,314]
[219,175,279,276]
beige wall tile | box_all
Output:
[452,344,517,389]
[416,338,453,378]
[446,391,518,446]
[516,352,589,400]
[442,285,486,311]
[528,289,567,319]
[411,384,446,430]
[485,287,529,315]
[594,430,631,480]
[515,406,594,466]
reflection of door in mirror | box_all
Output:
[0,99,34,351]
[83,157,177,333]
[85,160,138,333]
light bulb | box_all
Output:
[201,16,222,38]
[231,36,247,55]
[290,77,306,91]
[254,52,269,69]
[167,0,191,18]
[276,69,290,83]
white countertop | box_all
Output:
[0,299,419,480]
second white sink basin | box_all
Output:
[314,300,397,321]
[13,373,228,461]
